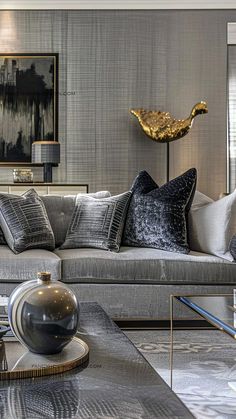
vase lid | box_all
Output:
[37,272,51,282]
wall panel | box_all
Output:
[0,10,235,197]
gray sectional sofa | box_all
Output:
[0,193,236,321]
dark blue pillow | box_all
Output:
[130,170,159,194]
[123,168,197,254]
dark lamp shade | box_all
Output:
[32,141,60,164]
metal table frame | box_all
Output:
[170,293,234,389]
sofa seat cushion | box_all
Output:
[54,246,236,284]
[0,246,61,282]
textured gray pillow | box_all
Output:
[42,190,111,247]
[60,191,131,252]
[0,189,55,254]
[123,168,197,254]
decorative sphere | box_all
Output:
[8,272,79,354]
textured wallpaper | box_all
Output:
[228,45,236,193]
[0,10,234,197]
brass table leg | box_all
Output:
[170,295,174,389]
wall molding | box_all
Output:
[1,0,236,10]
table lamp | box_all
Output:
[32,141,60,183]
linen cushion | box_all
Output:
[123,168,197,254]
[229,236,236,260]
[0,189,55,254]
[60,191,131,252]
[42,191,111,247]
[189,190,236,261]
[191,190,213,210]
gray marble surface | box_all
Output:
[0,302,193,418]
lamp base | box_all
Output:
[43,164,52,183]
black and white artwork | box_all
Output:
[0,54,58,164]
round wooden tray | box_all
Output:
[0,337,89,380]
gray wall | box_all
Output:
[228,45,236,192]
[0,10,234,198]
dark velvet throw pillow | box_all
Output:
[123,168,197,254]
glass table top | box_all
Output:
[177,295,236,338]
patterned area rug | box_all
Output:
[125,329,236,419]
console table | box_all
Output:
[0,183,88,196]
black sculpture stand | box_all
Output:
[166,143,170,183]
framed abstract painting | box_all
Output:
[0,53,58,165]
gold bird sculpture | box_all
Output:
[130,101,208,143]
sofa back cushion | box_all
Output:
[0,228,6,245]
[41,195,76,248]
[42,191,111,247]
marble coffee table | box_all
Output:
[0,302,192,418]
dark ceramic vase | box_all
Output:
[8,272,79,354]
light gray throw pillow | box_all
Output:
[0,188,55,254]
[189,190,236,261]
[191,190,213,210]
[60,191,131,252]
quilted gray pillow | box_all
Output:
[60,191,131,252]
[123,168,197,254]
[0,189,55,254]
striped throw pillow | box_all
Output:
[0,189,55,254]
